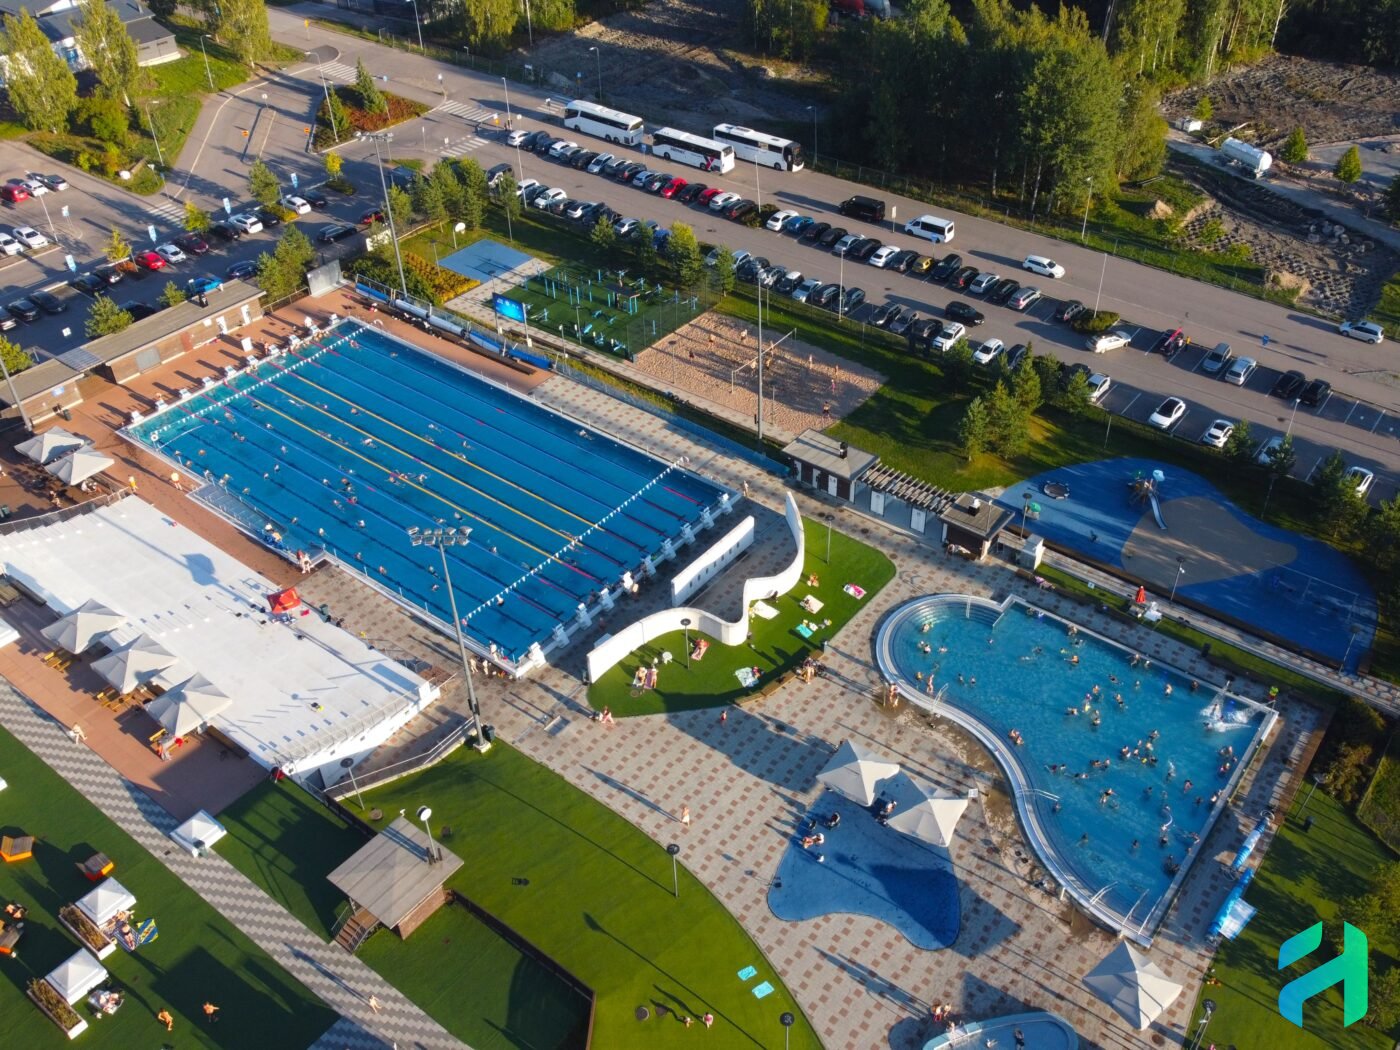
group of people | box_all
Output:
[800,811,840,861]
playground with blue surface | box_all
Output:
[996,458,1375,668]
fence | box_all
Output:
[0,489,127,536]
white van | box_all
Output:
[1023,254,1066,279]
[903,214,955,243]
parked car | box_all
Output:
[11,226,48,249]
[644,172,674,192]
[1023,255,1065,279]
[229,212,263,234]
[884,249,918,273]
[0,306,14,330]
[280,195,312,214]
[726,200,758,223]
[1300,378,1332,407]
[907,254,934,277]
[317,223,358,243]
[587,152,615,174]
[1087,330,1132,353]
[944,301,984,326]
[154,243,187,264]
[931,321,966,351]
[208,221,241,242]
[1224,356,1256,386]
[659,177,688,199]
[696,186,723,205]
[505,128,531,147]
[968,271,999,295]
[831,234,861,257]
[1151,328,1188,357]
[988,278,1021,305]
[816,226,847,249]
[302,190,329,209]
[736,256,771,282]
[570,150,599,170]
[888,308,918,336]
[972,338,1005,365]
[1346,466,1375,497]
[808,282,840,309]
[613,217,640,238]
[849,238,881,262]
[1087,372,1111,404]
[1201,343,1233,375]
[792,277,822,302]
[512,179,540,201]
[255,207,282,228]
[838,286,866,313]
[548,139,579,159]
[1201,419,1235,448]
[564,200,594,220]
[675,183,706,204]
[29,289,65,314]
[950,266,979,290]
[708,191,741,212]
[783,215,814,234]
[18,177,46,196]
[134,250,166,271]
[1009,286,1042,311]
[6,297,39,321]
[800,221,831,244]
[70,272,108,295]
[485,163,513,189]
[122,301,159,321]
[1004,343,1029,371]
[186,275,224,296]
[930,254,962,281]
[532,187,567,209]
[0,232,19,256]
[0,180,29,203]
[1338,320,1384,344]
[1271,370,1306,399]
[1256,435,1286,465]
[1147,397,1187,429]
[226,260,258,280]
[93,263,123,284]
[765,209,799,231]
[871,302,900,328]
[174,232,210,255]
[773,270,803,295]
[1054,299,1085,323]
[30,173,68,192]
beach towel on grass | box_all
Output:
[751,600,780,620]
[735,667,759,688]
[844,584,866,599]
[795,623,815,640]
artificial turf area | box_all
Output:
[361,742,821,1049]
[588,517,895,715]
[0,726,336,1049]
[1196,791,1400,1049]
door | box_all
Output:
[827,474,839,497]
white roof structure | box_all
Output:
[40,598,126,654]
[1083,941,1183,1029]
[46,448,115,485]
[91,634,178,693]
[46,949,108,1004]
[146,673,232,736]
[0,499,438,777]
[170,809,227,856]
[883,773,969,848]
[328,817,464,930]
[816,740,901,806]
[15,427,86,464]
[75,878,136,927]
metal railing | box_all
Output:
[325,718,474,799]
[0,488,128,535]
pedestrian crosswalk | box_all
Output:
[315,60,358,83]
[147,197,186,225]
[433,99,500,159]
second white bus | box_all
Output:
[649,127,735,174]
[562,99,645,146]
[712,123,805,171]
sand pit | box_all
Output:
[634,313,885,437]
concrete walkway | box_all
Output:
[0,681,464,1050]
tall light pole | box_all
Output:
[824,513,835,563]
[806,105,817,165]
[307,52,337,142]
[143,101,165,168]
[666,843,680,898]
[1189,999,1216,1050]
[781,1012,795,1050]
[1020,490,1033,536]
[501,76,515,132]
[357,130,409,299]
[681,616,691,668]
[407,0,425,51]
[522,0,534,46]
[1081,176,1093,241]
[1170,556,1185,603]
[407,526,485,743]
[1092,251,1108,315]
[438,72,445,102]
[588,45,602,101]
[755,280,765,442]
[416,805,438,864]
[199,34,215,91]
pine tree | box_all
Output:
[496,174,520,227]
[0,335,31,377]
[159,281,188,308]
[322,89,350,141]
[712,246,735,295]
[386,184,414,228]
[1335,145,1363,184]
[1281,127,1308,165]
[1,9,80,133]
[412,174,447,224]
[354,58,388,116]
[84,295,134,338]
[590,216,616,255]
[104,227,132,263]
[248,159,280,207]
[1312,450,1368,539]
[957,397,990,459]
[1222,418,1253,465]
[1193,95,1213,121]
[75,0,141,106]
[1265,434,1297,478]
[453,159,485,229]
[665,222,704,288]
[1386,174,1400,223]
[184,201,211,233]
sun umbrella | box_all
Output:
[267,587,301,614]
[45,448,114,485]
[145,673,231,736]
[1083,941,1183,1029]
[91,634,178,693]
[41,599,126,654]
[815,740,901,806]
[15,427,86,465]
[882,773,969,847]
[1135,586,1147,605]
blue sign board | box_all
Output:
[491,294,527,323]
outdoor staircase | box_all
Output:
[334,907,380,953]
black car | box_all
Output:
[302,190,330,209]
[801,221,831,244]
[736,256,770,282]
[615,162,645,182]
[1150,328,1187,356]
[0,305,15,330]
[950,266,979,290]
[817,226,847,248]
[570,150,598,170]
[809,283,840,309]
[910,318,941,344]
[1300,378,1332,407]
[521,130,552,152]
[174,232,210,255]
[601,158,628,178]
[317,223,358,243]
[121,301,159,320]
[871,302,899,328]
[644,173,674,192]
[727,200,758,223]
[1054,299,1085,323]
[849,238,882,262]
[555,147,583,165]
[70,272,108,295]
[945,300,985,326]
[1005,344,1030,371]
[988,278,1020,304]
[7,298,39,321]
[889,308,918,336]
[676,182,706,204]
[486,163,512,189]
[773,271,803,295]
[838,286,866,313]
[30,289,66,314]
[533,136,563,156]
[208,221,241,242]
[226,260,258,280]
[1271,370,1307,400]
[257,206,283,228]
[522,184,552,206]
[886,249,919,273]
[93,263,124,285]
[930,253,963,281]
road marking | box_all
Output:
[317,61,357,83]
[1314,392,1333,414]
[1344,400,1360,424]
[1304,456,1322,482]
[1373,412,1389,434]
[435,99,496,124]
[1120,392,1141,416]
[148,198,185,224]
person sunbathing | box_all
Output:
[822,812,841,829]
[801,832,826,849]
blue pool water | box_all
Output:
[880,596,1268,926]
[128,322,725,661]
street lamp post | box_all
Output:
[357,130,409,299]
[407,526,486,744]
[308,52,337,142]
[0,348,32,431]
[417,805,438,864]
[1093,251,1108,315]
[588,45,602,101]
[340,756,365,808]
[1020,490,1033,536]
[824,513,834,563]
[1081,176,1093,241]
[1299,772,1327,816]
[143,101,165,168]
[199,34,215,91]
[780,1012,795,1050]
[407,0,425,51]
[1189,999,1216,1050]
[666,843,681,898]
[501,76,515,132]
[805,105,816,164]
[523,0,534,46]
[681,617,691,668]
[1170,557,1186,603]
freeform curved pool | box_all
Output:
[876,594,1275,943]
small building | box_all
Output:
[938,493,1013,561]
[328,817,464,941]
[783,429,877,501]
[0,0,178,72]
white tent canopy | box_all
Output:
[815,740,901,806]
[75,878,136,927]
[40,598,126,654]
[1083,941,1183,1029]
[46,448,114,485]
[170,809,227,857]
[46,949,108,1005]
[882,773,969,847]
[91,634,178,694]
[15,427,87,465]
[146,673,232,735]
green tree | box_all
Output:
[0,334,30,376]
[957,396,990,459]
[1265,433,1297,478]
[455,158,487,229]
[941,339,976,392]
[984,379,1030,455]
[76,97,129,147]
[712,246,736,295]
[1009,352,1042,411]
[1193,94,1213,121]
[183,201,211,234]
[104,227,132,263]
[256,225,315,300]
[159,281,188,308]
[1335,145,1363,183]
[665,222,704,288]
[354,58,388,115]
[218,0,273,68]
[146,0,177,18]
[1221,418,1254,465]
[590,215,617,256]
[1312,449,1368,539]
[325,151,344,179]
[1368,964,1400,1030]
[84,295,134,338]
[1031,352,1063,399]
[496,173,520,226]
[1281,127,1309,165]
[1061,370,1092,416]
[635,228,659,276]
[457,0,519,53]
[248,159,280,207]
[75,0,141,106]
[1,9,80,133]
[386,184,414,228]
[412,174,448,224]
[322,89,350,142]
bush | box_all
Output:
[740,209,762,228]
[1310,694,1389,804]
[326,175,356,195]
[1071,309,1121,333]
[401,252,475,303]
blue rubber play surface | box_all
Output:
[128,322,725,662]
[768,791,960,950]
[997,458,1375,667]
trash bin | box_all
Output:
[483,724,496,743]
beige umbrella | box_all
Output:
[815,740,901,806]
[882,773,969,847]
[146,673,231,736]
[45,448,114,485]
[91,634,178,693]
[1083,941,1183,1029]
[15,427,86,465]
[41,599,126,653]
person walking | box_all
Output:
[719,709,728,727]
[127,475,138,493]
[169,471,183,491]
[680,804,691,832]
[157,1008,174,1031]
[367,994,382,1014]
[202,1001,220,1023]
[1014,1027,1026,1049]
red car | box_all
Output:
[696,186,722,206]
[134,250,167,271]
[358,208,385,226]
[0,181,29,204]
[659,177,688,200]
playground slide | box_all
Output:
[1148,489,1167,530]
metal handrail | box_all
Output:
[0,488,127,535]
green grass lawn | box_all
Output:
[0,726,336,1048]
[1198,791,1400,1049]
[589,517,895,714]
[359,743,821,1049]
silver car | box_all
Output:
[1224,356,1256,385]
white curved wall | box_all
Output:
[587,493,806,682]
